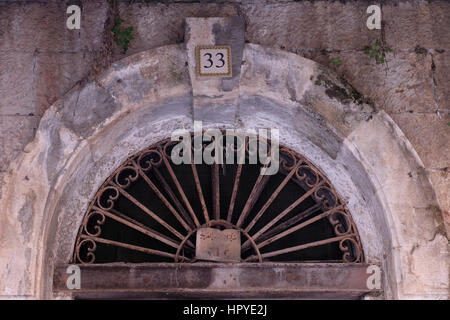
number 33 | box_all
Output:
[203,53,225,68]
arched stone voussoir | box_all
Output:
[0,44,194,299]
[239,44,448,299]
[240,44,378,138]
[0,42,447,300]
[97,44,191,114]
[237,44,448,299]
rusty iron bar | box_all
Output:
[152,167,195,229]
[226,162,242,222]
[109,207,195,251]
[241,180,325,249]
[92,206,183,250]
[226,137,248,223]
[161,149,201,227]
[110,181,186,242]
[255,205,346,250]
[244,161,303,233]
[79,234,184,260]
[254,203,321,245]
[235,134,274,228]
[235,164,271,228]
[212,163,220,220]
[190,149,210,223]
[245,234,356,262]
[132,160,193,233]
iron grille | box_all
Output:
[73,132,363,264]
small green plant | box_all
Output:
[330,56,342,68]
[112,18,134,53]
[447,122,450,126]
[364,39,391,64]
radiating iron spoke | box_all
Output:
[244,234,354,262]
[80,235,186,260]
[153,167,195,229]
[241,181,325,249]
[241,203,321,252]
[161,152,200,227]
[244,161,302,233]
[254,203,321,245]
[212,163,220,220]
[255,205,345,250]
[236,163,271,228]
[226,163,242,222]
[92,206,188,250]
[110,181,186,242]
[190,154,209,223]
[132,160,193,233]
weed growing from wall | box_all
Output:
[364,39,391,65]
[330,57,342,68]
[112,18,134,53]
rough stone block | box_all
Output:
[433,51,450,112]
[243,1,379,52]
[428,170,450,235]
[115,2,239,58]
[391,113,450,169]
[0,115,40,172]
[336,51,436,114]
[0,0,107,52]
[185,17,244,124]
[59,82,118,138]
[99,45,191,113]
[0,51,36,116]
[383,1,450,51]
[400,234,449,296]
[35,51,95,116]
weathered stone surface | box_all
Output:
[185,17,244,123]
[115,2,239,57]
[433,51,450,112]
[0,0,107,52]
[0,52,36,116]
[391,113,450,169]
[58,82,119,138]
[0,115,40,173]
[243,1,380,52]
[99,44,191,113]
[1,42,448,300]
[36,52,95,116]
[53,263,378,299]
[0,1,449,301]
[336,51,436,114]
[348,112,449,298]
[400,234,449,297]
[383,1,450,51]
[428,169,450,235]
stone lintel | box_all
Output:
[53,263,379,299]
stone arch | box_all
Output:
[0,42,447,299]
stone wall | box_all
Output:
[1,0,448,233]
[0,0,448,299]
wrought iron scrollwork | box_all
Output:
[73,132,364,264]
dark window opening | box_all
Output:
[74,133,363,264]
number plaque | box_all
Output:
[196,227,240,262]
[197,46,232,77]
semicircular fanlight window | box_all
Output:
[73,132,363,264]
